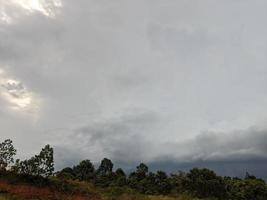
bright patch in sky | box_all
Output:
[2,79,32,109]
[0,68,39,113]
[0,0,62,23]
[13,0,61,17]
[15,0,49,15]
[0,9,11,24]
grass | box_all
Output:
[0,175,215,200]
[0,195,11,200]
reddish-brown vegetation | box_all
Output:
[0,179,102,200]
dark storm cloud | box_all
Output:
[148,159,267,181]
[157,127,267,162]
[52,123,267,172]
[51,109,161,169]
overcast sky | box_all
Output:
[0,0,267,176]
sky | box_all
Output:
[0,0,267,178]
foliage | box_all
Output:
[56,167,75,180]
[73,160,95,182]
[14,144,54,177]
[96,158,113,176]
[128,163,149,191]
[169,171,187,194]
[0,139,16,170]
[111,168,127,187]
[226,175,267,200]
[183,168,227,199]
[95,158,115,187]
[128,164,172,195]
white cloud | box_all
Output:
[12,0,62,17]
[0,67,40,115]
[0,0,62,24]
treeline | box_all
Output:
[1,139,267,200]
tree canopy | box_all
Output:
[0,139,17,170]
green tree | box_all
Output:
[184,168,227,199]
[128,163,149,192]
[95,158,114,187]
[17,156,39,175]
[16,144,54,177]
[227,175,267,200]
[141,172,157,194]
[0,139,17,170]
[169,171,187,193]
[112,168,127,186]
[56,167,75,180]
[73,160,95,181]
[155,171,172,195]
[97,158,113,176]
[136,163,148,179]
[38,145,54,177]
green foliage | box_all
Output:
[128,164,172,195]
[0,139,16,170]
[226,175,267,200]
[128,163,149,190]
[38,145,54,176]
[49,177,99,197]
[95,158,114,187]
[154,171,172,195]
[112,168,127,187]
[184,168,227,199]
[56,167,75,180]
[15,144,54,177]
[73,160,95,181]
[97,158,113,176]
[0,196,11,200]
[0,170,49,186]
[169,171,187,194]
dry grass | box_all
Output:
[0,179,102,200]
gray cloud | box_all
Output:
[159,127,267,162]
[0,0,266,177]
[50,109,160,169]
[52,124,267,170]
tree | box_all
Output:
[155,171,172,195]
[73,160,95,181]
[136,163,148,179]
[142,172,157,194]
[128,163,149,192]
[115,168,126,177]
[16,144,54,177]
[169,171,187,193]
[97,158,113,176]
[16,157,39,175]
[227,176,267,200]
[112,168,127,186]
[95,158,114,187]
[38,145,54,177]
[56,167,75,180]
[245,172,257,180]
[0,139,17,170]
[184,168,227,199]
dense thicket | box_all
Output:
[1,139,267,200]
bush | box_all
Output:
[227,176,267,200]
[184,168,227,199]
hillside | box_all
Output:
[0,176,194,200]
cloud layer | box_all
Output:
[0,0,266,176]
